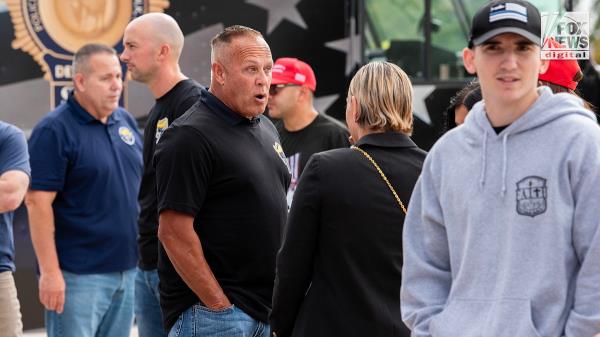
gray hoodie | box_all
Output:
[401,87,600,337]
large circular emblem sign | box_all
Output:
[39,0,131,53]
[7,0,170,107]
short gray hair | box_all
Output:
[72,43,117,75]
[210,25,263,62]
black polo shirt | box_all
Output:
[137,79,202,270]
[154,88,290,330]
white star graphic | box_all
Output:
[179,23,225,87]
[412,84,436,125]
[246,0,307,34]
[314,94,339,114]
[325,18,361,76]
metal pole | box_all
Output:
[565,0,573,11]
[424,0,432,79]
[358,0,365,64]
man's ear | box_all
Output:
[157,43,170,62]
[539,59,549,75]
[212,62,225,86]
[298,86,311,101]
[462,47,477,75]
[73,73,85,92]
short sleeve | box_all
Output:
[154,125,213,216]
[0,125,30,177]
[28,126,69,191]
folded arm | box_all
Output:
[0,170,29,212]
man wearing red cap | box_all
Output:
[268,57,349,208]
[537,39,596,110]
[539,38,583,92]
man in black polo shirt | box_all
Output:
[154,25,290,337]
[121,13,202,337]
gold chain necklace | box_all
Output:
[351,145,407,214]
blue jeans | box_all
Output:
[45,268,135,337]
[135,268,167,337]
[168,304,270,337]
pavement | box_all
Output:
[24,326,139,337]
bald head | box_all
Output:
[125,13,184,61]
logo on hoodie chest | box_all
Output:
[516,176,547,217]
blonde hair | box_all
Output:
[348,61,413,134]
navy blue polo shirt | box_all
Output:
[28,93,142,274]
[0,122,30,272]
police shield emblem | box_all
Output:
[516,176,547,217]
[119,126,135,145]
[6,0,169,108]
[273,142,291,174]
[155,117,168,143]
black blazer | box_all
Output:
[270,132,426,337]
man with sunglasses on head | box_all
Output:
[267,58,349,208]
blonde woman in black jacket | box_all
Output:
[270,61,425,337]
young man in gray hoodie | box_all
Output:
[401,1,600,336]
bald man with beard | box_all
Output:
[121,13,202,337]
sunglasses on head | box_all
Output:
[269,83,299,96]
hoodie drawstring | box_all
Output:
[479,130,509,197]
[479,131,488,190]
[501,133,508,197]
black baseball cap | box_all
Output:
[469,0,541,48]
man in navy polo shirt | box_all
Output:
[0,121,30,337]
[25,44,142,337]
